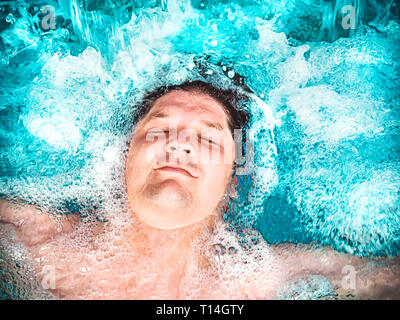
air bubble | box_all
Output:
[212,243,226,255]
[6,13,16,24]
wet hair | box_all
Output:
[132,80,251,135]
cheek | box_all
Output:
[198,144,221,164]
[125,140,161,187]
[127,138,164,166]
[198,163,232,200]
[196,142,234,200]
[198,142,235,166]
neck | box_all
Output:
[125,213,217,259]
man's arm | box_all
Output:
[273,243,400,299]
[0,198,76,246]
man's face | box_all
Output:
[125,90,235,229]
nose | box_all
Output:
[165,138,195,158]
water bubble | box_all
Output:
[6,13,16,24]
[210,39,218,47]
[212,243,226,256]
[277,274,335,300]
[228,247,237,255]
[251,237,260,245]
[227,70,235,78]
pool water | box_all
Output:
[0,0,400,299]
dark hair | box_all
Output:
[132,80,251,135]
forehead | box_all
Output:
[143,90,230,126]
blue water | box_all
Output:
[0,0,399,257]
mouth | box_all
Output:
[154,165,198,178]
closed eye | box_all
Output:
[147,129,169,135]
[145,129,169,141]
[201,136,219,146]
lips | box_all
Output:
[154,164,198,178]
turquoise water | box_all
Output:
[0,0,399,257]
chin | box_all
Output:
[145,179,191,208]
[151,190,188,208]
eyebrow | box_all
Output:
[148,111,169,119]
[200,120,224,131]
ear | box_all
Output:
[227,174,239,200]
[216,173,239,217]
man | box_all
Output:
[0,80,256,298]
[1,80,399,299]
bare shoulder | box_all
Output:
[0,198,78,246]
